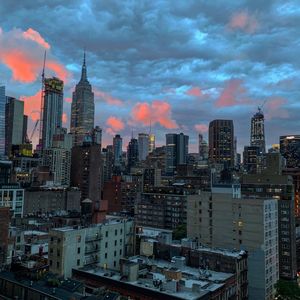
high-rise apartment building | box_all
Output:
[91,126,102,146]
[70,52,95,146]
[209,119,234,168]
[113,134,122,167]
[243,145,260,174]
[250,108,266,154]
[127,138,138,171]
[138,133,149,161]
[41,77,64,150]
[165,133,189,175]
[0,86,5,158]
[5,97,27,156]
[280,135,300,168]
[187,187,279,300]
[103,145,113,182]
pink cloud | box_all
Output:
[22,28,50,49]
[106,116,125,135]
[194,124,208,133]
[131,100,178,129]
[215,79,248,107]
[20,89,42,121]
[65,97,72,103]
[229,11,259,33]
[62,112,68,124]
[186,87,202,97]
[264,98,289,120]
[0,27,69,83]
[94,88,123,106]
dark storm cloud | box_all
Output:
[0,0,299,152]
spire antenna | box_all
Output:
[80,48,87,82]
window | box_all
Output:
[77,247,80,254]
[115,229,117,236]
[105,231,108,237]
[57,261,60,269]
[120,239,122,244]
[120,229,123,234]
[49,260,52,266]
[114,261,116,267]
[114,251,117,257]
[50,248,53,254]
[105,253,107,259]
[57,250,60,257]
[77,235,81,242]
[105,242,108,248]
[120,249,122,255]
[77,259,80,266]
[115,240,117,246]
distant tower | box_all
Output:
[113,134,122,167]
[250,107,266,154]
[127,137,139,171]
[198,133,208,161]
[70,51,95,146]
[138,133,149,161]
[209,119,234,168]
[41,77,64,149]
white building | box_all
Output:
[49,217,134,278]
[0,184,24,217]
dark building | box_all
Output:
[250,108,266,153]
[70,52,94,146]
[103,175,122,213]
[113,134,122,168]
[41,77,64,150]
[165,133,189,176]
[0,207,10,267]
[209,119,234,168]
[103,145,113,182]
[243,145,260,174]
[0,160,12,185]
[127,137,138,171]
[5,97,27,156]
[280,135,300,169]
[71,138,102,213]
[241,153,297,280]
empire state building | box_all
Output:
[70,52,94,146]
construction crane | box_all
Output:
[29,119,39,143]
[258,99,268,112]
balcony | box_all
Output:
[84,254,99,265]
[85,234,102,242]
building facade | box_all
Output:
[70,52,94,146]
[280,135,300,168]
[127,137,138,171]
[41,77,64,150]
[138,133,149,161]
[209,119,234,168]
[0,86,5,158]
[113,134,122,167]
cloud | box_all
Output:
[106,116,125,135]
[215,79,248,107]
[20,89,41,121]
[62,112,68,124]
[65,97,72,103]
[194,124,208,133]
[228,11,259,33]
[186,86,202,97]
[0,27,68,83]
[264,97,289,120]
[94,88,123,106]
[131,100,178,129]
[22,28,50,49]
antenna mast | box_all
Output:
[39,51,46,148]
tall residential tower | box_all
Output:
[250,108,266,154]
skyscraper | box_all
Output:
[165,133,189,175]
[149,133,155,153]
[198,133,208,161]
[250,108,266,154]
[280,135,300,169]
[209,119,234,168]
[0,86,5,158]
[113,134,122,167]
[138,133,149,161]
[127,137,138,171]
[70,52,95,146]
[5,97,27,156]
[41,77,64,149]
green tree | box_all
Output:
[275,279,300,300]
[173,224,187,240]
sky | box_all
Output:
[0,0,300,153]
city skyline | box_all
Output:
[0,1,299,152]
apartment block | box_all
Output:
[49,217,134,278]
